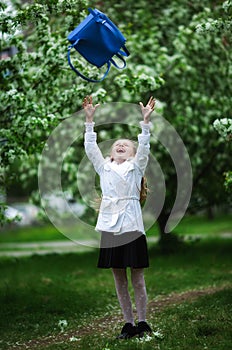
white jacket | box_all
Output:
[84,122,151,235]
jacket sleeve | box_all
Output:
[84,122,105,175]
[134,121,152,175]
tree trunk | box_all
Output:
[207,206,214,220]
[156,208,184,254]
[157,209,170,237]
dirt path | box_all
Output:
[6,284,230,350]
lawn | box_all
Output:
[0,214,231,243]
[0,235,231,350]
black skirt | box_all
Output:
[97,231,149,269]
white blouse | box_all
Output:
[84,122,151,235]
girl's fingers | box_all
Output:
[149,97,156,110]
[83,95,95,109]
[83,96,89,108]
[146,96,155,110]
[148,96,153,105]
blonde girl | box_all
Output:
[83,95,155,339]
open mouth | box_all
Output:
[116,149,125,153]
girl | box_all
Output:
[83,95,155,339]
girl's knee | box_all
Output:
[131,268,145,289]
[112,268,128,284]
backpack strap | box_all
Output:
[110,53,126,69]
[111,45,130,68]
[67,39,111,83]
[118,45,130,57]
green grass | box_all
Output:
[0,221,98,243]
[172,214,232,235]
[0,214,231,243]
[0,237,231,350]
[0,223,64,243]
[156,289,232,350]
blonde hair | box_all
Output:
[140,176,148,204]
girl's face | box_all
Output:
[111,139,136,162]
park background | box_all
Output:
[0,0,231,349]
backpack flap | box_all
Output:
[88,8,127,55]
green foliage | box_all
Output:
[153,0,232,218]
[224,170,232,193]
[213,118,232,192]
[0,202,7,225]
[1,0,88,164]
[1,0,232,230]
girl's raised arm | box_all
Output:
[83,96,104,175]
[134,97,156,174]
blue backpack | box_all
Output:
[67,8,130,82]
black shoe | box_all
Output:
[137,321,152,338]
[117,323,137,339]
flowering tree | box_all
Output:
[1,0,231,239]
[105,0,232,235]
[0,0,164,224]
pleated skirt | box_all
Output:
[97,231,149,269]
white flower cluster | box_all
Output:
[135,329,165,343]
[69,336,80,342]
[153,329,165,340]
[213,118,232,139]
[58,319,68,332]
[222,0,232,13]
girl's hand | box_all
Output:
[139,96,156,124]
[83,95,100,123]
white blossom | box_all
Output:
[58,319,68,332]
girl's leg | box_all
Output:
[131,268,147,322]
[112,268,134,325]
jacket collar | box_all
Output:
[104,159,135,175]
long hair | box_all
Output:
[140,176,148,204]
